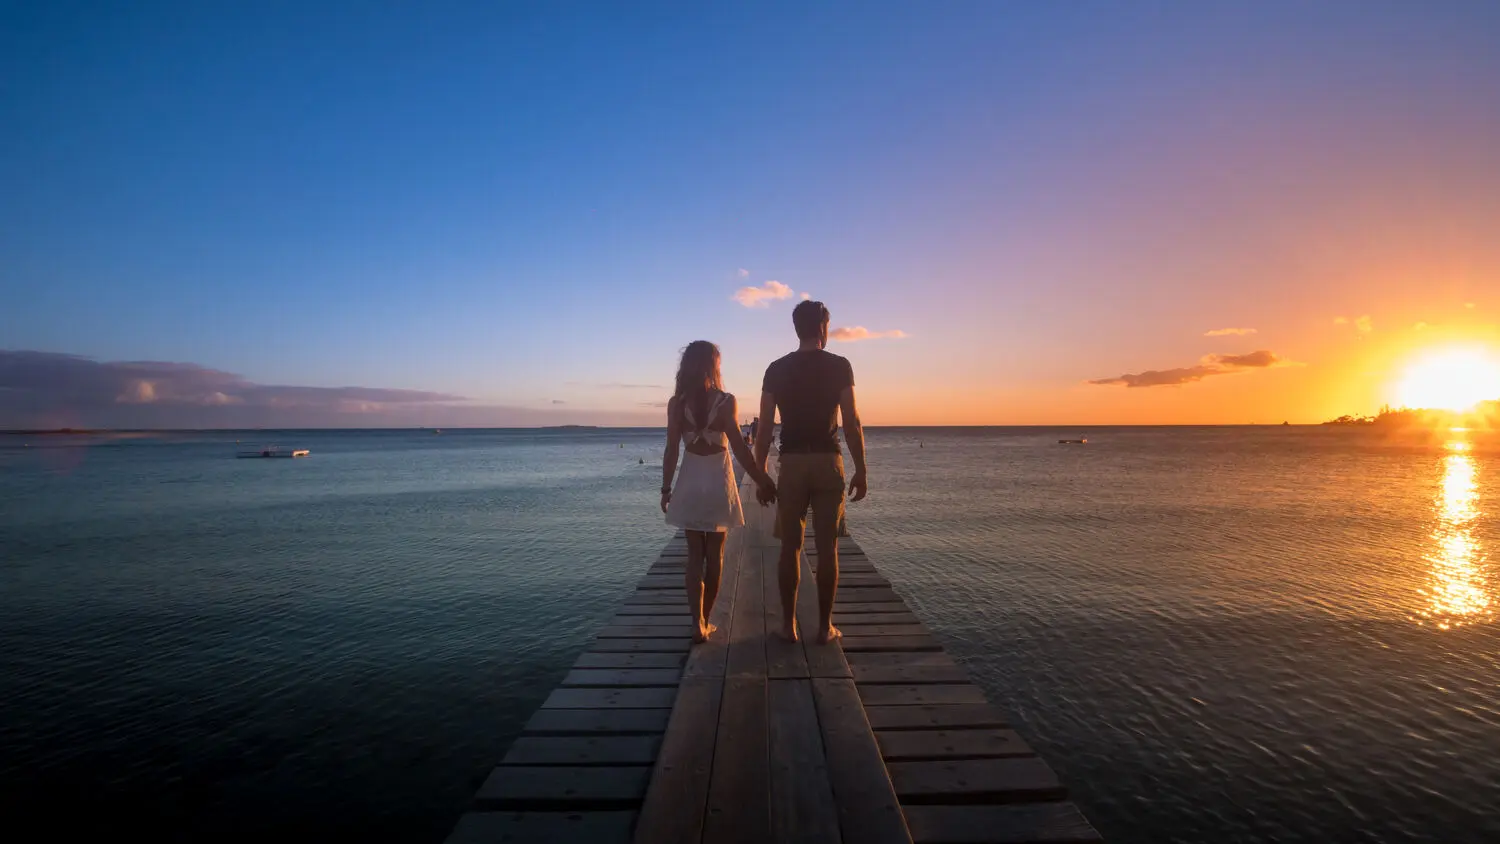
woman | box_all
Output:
[661,341,777,643]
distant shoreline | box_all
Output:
[1,424,1339,435]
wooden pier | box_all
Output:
[445,481,1102,844]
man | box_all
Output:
[753,300,867,644]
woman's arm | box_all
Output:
[717,395,776,493]
[662,396,682,512]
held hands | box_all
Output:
[847,470,868,503]
[755,476,777,507]
[660,490,671,513]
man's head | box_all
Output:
[792,300,830,348]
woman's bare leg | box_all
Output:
[702,530,726,625]
[685,530,713,643]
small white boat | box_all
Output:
[1058,438,1087,445]
[237,445,310,458]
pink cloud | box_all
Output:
[1089,350,1294,388]
[830,326,908,342]
[732,280,795,307]
[1204,327,1257,337]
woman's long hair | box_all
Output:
[674,341,723,430]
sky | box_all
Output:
[3,1,1499,428]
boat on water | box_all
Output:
[237,446,310,458]
[1058,438,1087,444]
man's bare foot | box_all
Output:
[815,625,842,645]
[778,620,799,643]
[692,622,717,644]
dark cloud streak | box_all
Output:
[1089,350,1289,388]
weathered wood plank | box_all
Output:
[842,651,958,667]
[864,704,1009,731]
[833,612,920,625]
[607,614,691,627]
[859,684,989,706]
[851,664,970,685]
[624,594,689,605]
[725,546,767,677]
[616,605,690,616]
[572,652,686,669]
[768,679,842,843]
[841,635,943,652]
[543,687,678,709]
[837,624,929,637]
[886,757,1065,804]
[501,735,663,766]
[562,668,682,687]
[597,625,698,639]
[810,678,912,844]
[702,676,771,843]
[589,638,693,654]
[875,728,1034,762]
[902,803,1103,843]
[523,708,671,735]
[834,602,911,614]
[633,677,723,844]
[834,587,901,603]
[476,766,652,808]
[445,811,637,844]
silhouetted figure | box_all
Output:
[751,300,867,645]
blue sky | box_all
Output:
[3,2,1499,426]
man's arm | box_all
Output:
[839,384,867,502]
[752,389,776,472]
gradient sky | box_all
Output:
[3,1,1499,427]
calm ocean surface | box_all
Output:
[1,427,1497,842]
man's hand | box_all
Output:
[755,481,777,507]
[847,470,867,502]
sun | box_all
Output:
[1395,347,1500,412]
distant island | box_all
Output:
[541,425,599,430]
[1324,401,1500,427]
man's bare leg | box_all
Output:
[813,530,841,644]
[777,537,801,642]
[702,531,725,623]
[685,531,715,643]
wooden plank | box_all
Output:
[573,653,686,669]
[542,688,677,709]
[501,735,662,766]
[852,664,969,685]
[864,704,1009,731]
[590,639,693,654]
[624,594,688,605]
[875,729,1034,762]
[725,546,767,677]
[598,625,698,639]
[859,684,989,706]
[767,679,841,843]
[834,602,910,614]
[902,803,1102,843]
[607,615,691,627]
[702,676,771,843]
[843,651,958,667]
[834,588,900,603]
[766,547,810,679]
[633,678,723,844]
[837,624,929,637]
[834,613,920,625]
[522,708,671,736]
[796,554,852,679]
[840,635,943,652]
[616,605,690,616]
[475,766,652,808]
[886,757,1065,804]
[809,678,912,844]
[445,811,637,844]
[562,668,682,687]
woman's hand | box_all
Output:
[660,490,671,513]
[755,477,777,506]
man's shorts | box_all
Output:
[773,453,845,544]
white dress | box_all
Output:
[665,392,745,532]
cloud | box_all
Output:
[1089,350,1292,388]
[1413,322,1429,331]
[830,326,909,342]
[1466,302,1477,309]
[800,292,811,301]
[551,400,566,405]
[638,400,669,408]
[1204,327,1257,337]
[565,381,665,390]
[737,268,750,278]
[1334,314,1373,334]
[732,280,795,308]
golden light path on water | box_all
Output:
[1416,435,1493,628]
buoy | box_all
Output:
[638,458,644,464]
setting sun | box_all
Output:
[1395,348,1500,412]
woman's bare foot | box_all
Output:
[692,622,718,644]
[779,620,799,643]
[815,625,842,646]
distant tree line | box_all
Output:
[1323,401,1500,427]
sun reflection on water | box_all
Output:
[1415,437,1492,628]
